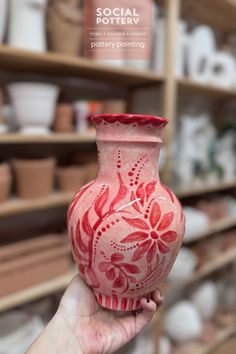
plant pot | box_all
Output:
[8,0,47,51]
[0,163,12,203]
[56,166,85,192]
[8,83,59,134]
[53,103,74,133]
[12,158,56,199]
[47,1,82,56]
[168,247,198,282]
[84,162,98,182]
[0,234,71,296]
[0,0,7,44]
[67,114,185,311]
[102,100,127,114]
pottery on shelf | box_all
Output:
[8,0,47,52]
[0,311,44,354]
[12,158,55,199]
[168,247,198,282]
[84,162,98,182]
[102,100,127,114]
[68,114,185,311]
[47,0,82,56]
[0,163,12,203]
[0,90,8,134]
[56,166,85,192]
[53,103,74,133]
[0,0,7,44]
[190,281,218,321]
[164,301,203,343]
[8,83,59,135]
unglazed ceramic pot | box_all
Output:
[68,114,185,311]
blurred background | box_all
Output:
[0,0,236,353]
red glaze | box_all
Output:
[68,114,185,311]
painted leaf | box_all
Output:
[121,231,148,243]
[95,187,109,218]
[98,262,110,272]
[106,268,116,281]
[76,220,88,253]
[146,242,156,263]
[82,209,93,238]
[136,183,145,206]
[131,240,151,262]
[145,181,157,201]
[157,212,174,230]
[160,231,177,243]
[67,182,94,222]
[161,183,174,203]
[113,273,125,288]
[109,173,128,212]
[85,267,100,288]
[111,253,124,263]
[157,240,170,254]
[121,263,141,274]
[131,191,141,213]
[122,216,149,230]
[149,202,161,228]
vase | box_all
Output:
[67,114,185,311]
[8,0,47,52]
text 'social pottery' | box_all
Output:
[68,114,185,311]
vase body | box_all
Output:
[8,0,47,52]
[68,114,185,311]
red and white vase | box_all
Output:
[68,114,185,311]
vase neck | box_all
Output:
[96,140,160,184]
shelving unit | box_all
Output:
[0,269,76,312]
[0,133,96,144]
[184,216,236,244]
[0,1,236,354]
[0,192,73,217]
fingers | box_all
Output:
[134,290,163,330]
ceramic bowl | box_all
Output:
[8,83,59,134]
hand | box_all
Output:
[28,275,163,354]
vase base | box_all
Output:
[94,292,143,312]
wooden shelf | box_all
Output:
[168,246,236,289]
[0,270,77,312]
[176,324,236,354]
[0,133,96,144]
[0,192,74,217]
[176,180,236,199]
[0,45,164,88]
[178,78,236,99]
[184,216,236,244]
[157,0,236,33]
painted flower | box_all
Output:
[98,253,140,288]
[121,202,177,263]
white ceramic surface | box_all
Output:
[0,310,44,354]
[190,281,218,321]
[160,335,172,354]
[0,0,7,43]
[164,301,203,343]
[208,52,236,88]
[8,0,47,51]
[184,206,209,242]
[188,25,216,83]
[8,83,59,134]
[168,247,198,281]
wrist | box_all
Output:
[27,312,83,354]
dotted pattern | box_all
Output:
[117,149,121,169]
[110,240,140,252]
[128,154,149,187]
[144,198,155,219]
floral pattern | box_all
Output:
[121,201,177,263]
